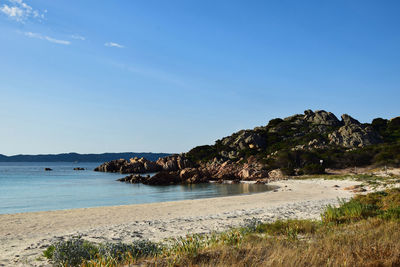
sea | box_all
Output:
[0,162,272,214]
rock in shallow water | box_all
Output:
[94,157,162,174]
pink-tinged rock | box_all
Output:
[268,169,284,180]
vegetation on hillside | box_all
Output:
[43,188,400,266]
[186,113,400,174]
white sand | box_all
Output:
[0,179,360,266]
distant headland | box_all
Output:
[0,152,171,162]
[95,109,400,185]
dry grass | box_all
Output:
[149,219,400,267]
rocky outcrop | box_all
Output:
[267,169,284,180]
[217,130,267,160]
[145,171,183,185]
[291,139,329,151]
[390,116,400,122]
[94,159,125,173]
[117,174,149,183]
[116,157,273,185]
[95,155,194,174]
[118,172,184,185]
[117,170,207,185]
[341,114,360,125]
[214,110,379,160]
[155,154,194,171]
[220,130,267,151]
[283,114,304,124]
[304,110,341,126]
[220,150,240,160]
[101,109,397,186]
[328,123,381,148]
[94,157,162,174]
[192,160,269,182]
[281,111,382,148]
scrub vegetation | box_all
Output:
[186,113,400,174]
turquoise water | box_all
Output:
[0,162,272,214]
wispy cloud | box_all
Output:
[0,5,23,19]
[70,34,85,41]
[111,62,188,88]
[0,0,45,22]
[105,42,124,48]
[25,32,71,45]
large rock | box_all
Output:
[341,114,360,125]
[144,167,210,185]
[220,130,267,150]
[94,159,127,173]
[117,161,272,185]
[328,124,381,148]
[198,161,269,181]
[156,154,194,171]
[179,168,210,184]
[328,113,381,148]
[145,171,182,185]
[268,169,285,180]
[283,114,304,124]
[304,110,341,126]
[117,174,149,183]
[95,154,193,174]
[390,116,400,126]
[94,157,161,174]
[119,172,183,185]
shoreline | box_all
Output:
[0,178,360,266]
[0,181,277,216]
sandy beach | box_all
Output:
[0,179,361,266]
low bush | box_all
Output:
[43,237,97,267]
[43,238,162,267]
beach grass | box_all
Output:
[294,173,400,189]
[43,188,400,267]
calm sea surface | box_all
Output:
[0,162,273,214]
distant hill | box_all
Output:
[95,110,400,185]
[0,152,171,162]
[92,110,400,185]
[186,110,400,173]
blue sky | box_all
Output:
[0,0,399,155]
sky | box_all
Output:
[0,0,399,155]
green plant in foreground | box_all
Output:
[43,237,162,267]
[167,234,204,258]
[43,237,97,267]
[43,245,55,259]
